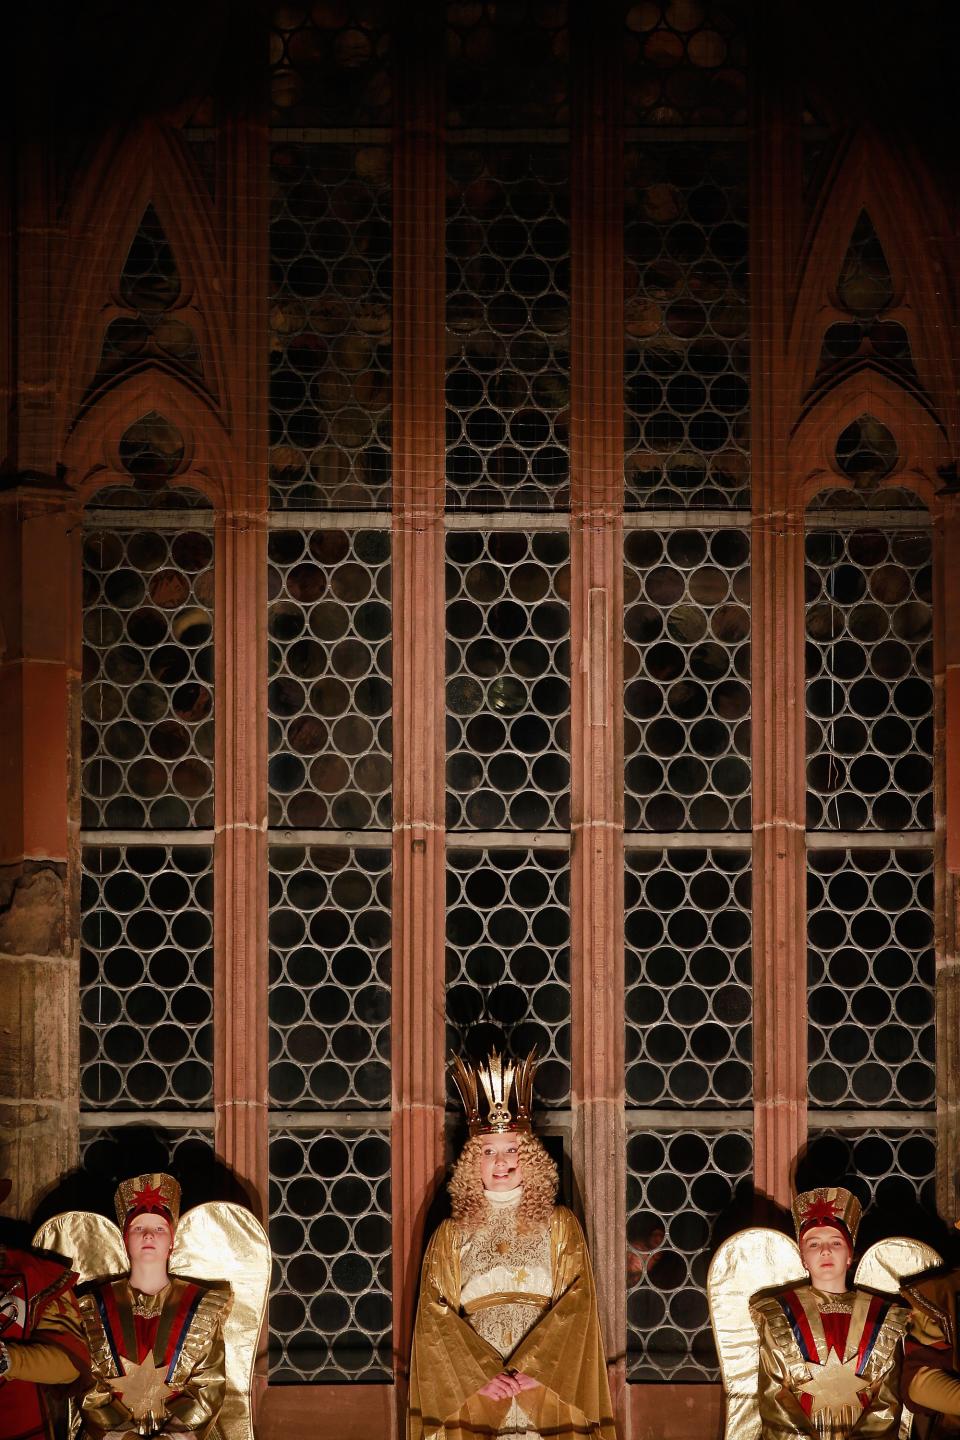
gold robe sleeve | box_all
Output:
[407,1208,615,1440]
[77,1292,132,1438]
[164,1288,231,1439]
[408,1220,507,1439]
[508,1208,615,1440]
[4,1290,85,1383]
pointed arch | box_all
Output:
[55,120,228,439]
[788,368,948,509]
[63,368,231,508]
[788,126,956,434]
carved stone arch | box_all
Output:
[789,126,955,425]
[55,120,226,437]
[789,369,948,510]
[63,369,231,509]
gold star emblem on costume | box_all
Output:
[112,1355,174,1420]
[512,1267,529,1285]
[799,1350,865,1417]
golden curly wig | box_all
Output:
[448,1131,558,1234]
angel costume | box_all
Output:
[75,1173,232,1440]
[750,1189,908,1440]
[408,1051,615,1440]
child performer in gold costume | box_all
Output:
[76,1173,231,1440]
[750,1188,908,1439]
[408,1051,615,1440]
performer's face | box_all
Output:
[478,1132,523,1191]
[126,1213,174,1267]
[799,1225,850,1292]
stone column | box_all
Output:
[0,87,77,1216]
[390,7,446,1411]
[0,481,79,1217]
[749,23,807,1210]
[212,114,270,1219]
[568,2,626,1425]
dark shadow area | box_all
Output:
[31,1126,250,1231]
[795,1131,959,1263]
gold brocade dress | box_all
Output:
[408,1191,615,1440]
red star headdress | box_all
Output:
[114,1172,181,1233]
[791,1186,861,1250]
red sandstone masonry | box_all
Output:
[569,3,627,1429]
[390,12,447,1424]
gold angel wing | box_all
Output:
[171,1201,271,1440]
[853,1236,942,1295]
[853,1236,943,1440]
[33,1211,127,1284]
[707,1227,806,1440]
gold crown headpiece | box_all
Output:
[450,1048,539,1136]
[791,1186,861,1249]
[114,1172,181,1233]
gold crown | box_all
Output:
[791,1186,861,1248]
[450,1048,538,1136]
[114,1172,181,1232]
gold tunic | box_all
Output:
[750,1283,907,1440]
[408,1200,615,1440]
[77,1277,230,1440]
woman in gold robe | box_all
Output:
[408,1052,615,1440]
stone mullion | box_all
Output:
[749,24,806,1209]
[568,2,625,1423]
[212,115,269,1219]
[390,7,446,1414]
[936,500,960,1219]
[0,71,77,1214]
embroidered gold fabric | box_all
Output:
[407,1204,615,1440]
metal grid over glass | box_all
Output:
[623,1,748,126]
[268,845,391,1110]
[624,144,749,508]
[446,144,570,510]
[92,415,204,509]
[95,207,201,391]
[77,1127,216,1213]
[625,848,751,1107]
[80,845,213,1110]
[269,1127,391,1382]
[268,529,392,829]
[270,3,391,127]
[446,2,568,129]
[818,213,916,382]
[82,512,213,830]
[446,531,570,829]
[805,518,932,831]
[624,528,750,830]
[798,1128,938,1246]
[270,143,391,510]
[446,846,570,1106]
[807,847,934,1109]
[834,415,898,488]
[627,1128,752,1381]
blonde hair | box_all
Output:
[448,1131,558,1235]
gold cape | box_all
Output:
[407,1205,615,1440]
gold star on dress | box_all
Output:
[112,1355,174,1420]
[512,1267,529,1285]
[799,1350,865,1418]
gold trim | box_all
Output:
[462,1291,551,1316]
